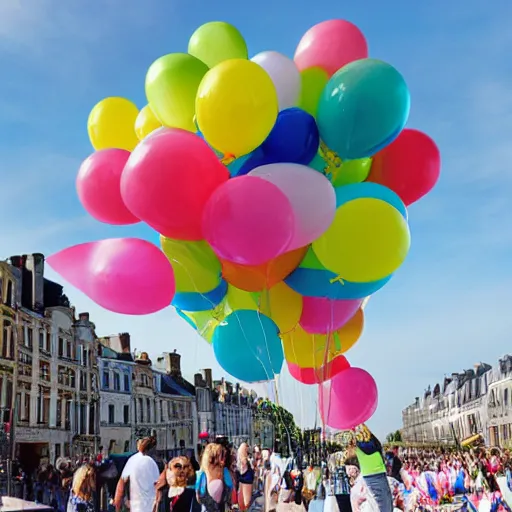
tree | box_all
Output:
[386,430,403,443]
[256,399,302,456]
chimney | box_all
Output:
[78,312,90,322]
[194,373,205,387]
[165,350,182,377]
[24,253,45,313]
[203,369,213,390]
[119,333,131,354]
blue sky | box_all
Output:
[2,0,512,440]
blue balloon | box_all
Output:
[317,59,410,160]
[172,279,227,312]
[261,107,319,165]
[175,308,197,330]
[335,182,408,220]
[213,310,284,383]
[285,267,392,300]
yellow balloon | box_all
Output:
[160,236,221,294]
[225,285,258,313]
[312,198,410,282]
[135,105,162,141]
[283,309,364,367]
[257,283,302,334]
[87,97,139,151]
[196,59,278,156]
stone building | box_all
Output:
[402,356,512,447]
[0,253,99,469]
[97,333,134,454]
[193,371,273,449]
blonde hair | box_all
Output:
[72,464,95,502]
[201,443,226,472]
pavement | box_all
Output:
[249,492,264,512]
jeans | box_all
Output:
[363,473,393,512]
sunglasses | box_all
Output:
[172,463,190,470]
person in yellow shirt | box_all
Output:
[352,425,393,512]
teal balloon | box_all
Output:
[213,310,283,383]
[317,59,410,160]
[335,182,408,220]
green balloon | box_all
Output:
[146,53,209,132]
[298,67,329,118]
[188,22,248,68]
[309,142,372,186]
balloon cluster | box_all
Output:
[49,20,440,430]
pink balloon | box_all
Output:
[47,238,175,315]
[319,367,378,429]
[76,149,139,225]
[203,175,295,265]
[121,128,229,240]
[294,20,368,77]
[300,296,362,334]
[249,163,336,250]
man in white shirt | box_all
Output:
[114,437,161,512]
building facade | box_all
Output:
[0,254,100,470]
[402,356,512,447]
[97,333,134,454]
[193,372,274,449]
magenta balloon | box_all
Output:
[203,175,295,265]
[318,367,378,429]
[300,296,362,334]
[121,128,229,240]
[249,163,336,250]
[294,20,368,77]
[76,149,139,225]
[47,238,175,315]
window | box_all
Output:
[58,338,64,357]
[80,404,86,433]
[2,321,14,359]
[123,405,130,424]
[146,398,151,423]
[103,371,110,389]
[25,328,33,349]
[79,371,87,392]
[66,340,73,360]
[64,443,70,457]
[138,398,143,423]
[505,388,509,407]
[6,280,12,306]
[108,404,115,424]
[124,374,130,392]
[159,401,163,423]
[39,361,50,382]
[39,331,45,350]
[55,443,61,461]
[124,441,130,452]
[113,373,120,391]
[56,397,62,427]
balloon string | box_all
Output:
[329,275,345,285]
[221,153,236,165]
[320,141,342,182]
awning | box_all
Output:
[461,433,483,447]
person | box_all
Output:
[389,447,402,484]
[237,442,255,510]
[114,436,160,512]
[196,443,233,512]
[67,464,96,512]
[155,456,200,512]
[352,425,393,512]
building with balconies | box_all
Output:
[401,357,512,447]
[0,253,99,471]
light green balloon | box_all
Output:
[309,142,372,186]
[160,236,221,294]
[298,67,329,118]
[188,22,248,68]
[146,53,209,132]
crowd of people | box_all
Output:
[9,428,512,512]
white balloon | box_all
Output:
[251,51,301,110]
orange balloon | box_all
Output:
[220,246,308,291]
